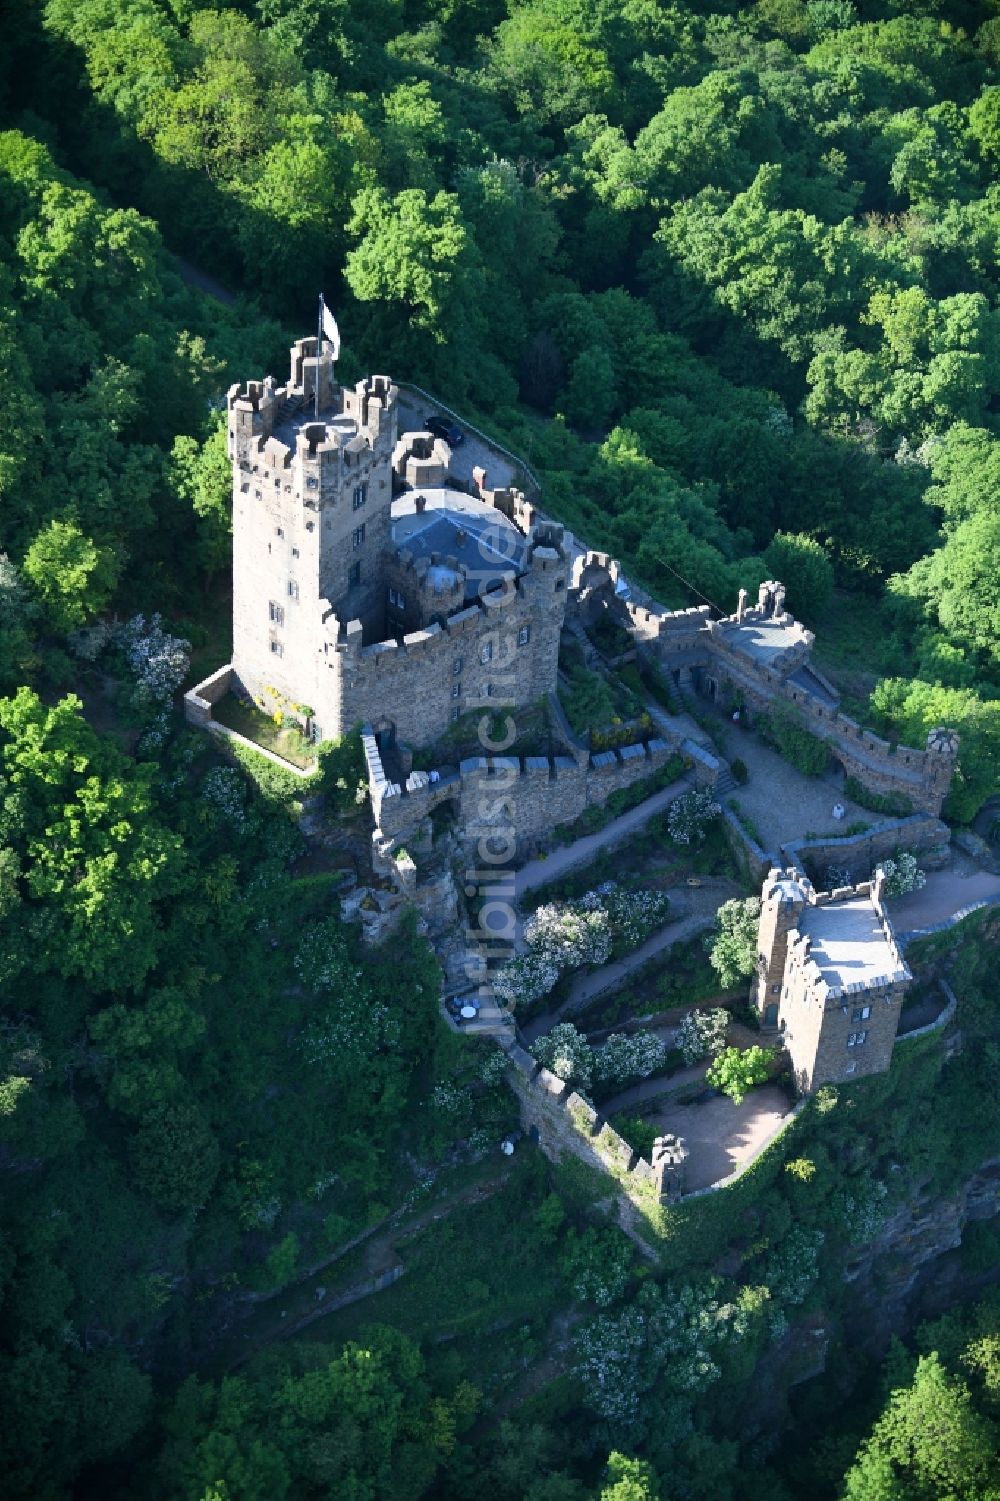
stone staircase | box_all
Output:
[715,765,737,797]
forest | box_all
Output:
[0,0,997,1496]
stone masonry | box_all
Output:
[753,866,912,1093]
[220,336,571,748]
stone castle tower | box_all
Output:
[226,336,571,748]
[753,867,912,1093]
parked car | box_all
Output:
[425,414,464,447]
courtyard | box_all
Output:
[641,1084,794,1192]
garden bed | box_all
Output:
[213,693,317,769]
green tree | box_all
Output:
[706,899,761,991]
[129,1101,221,1213]
[169,415,232,583]
[21,519,119,634]
[843,1353,1000,1500]
[706,1046,776,1105]
[0,689,184,990]
[346,186,469,340]
[763,533,834,621]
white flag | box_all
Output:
[321,300,341,360]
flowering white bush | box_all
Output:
[525,901,611,968]
[117,613,191,703]
[880,852,926,897]
[532,1022,593,1089]
[294,918,363,993]
[676,1008,730,1065]
[558,1225,632,1308]
[763,1226,824,1307]
[575,1277,764,1426]
[666,788,720,845]
[493,949,560,1009]
[594,1030,667,1085]
[601,883,671,950]
[68,620,114,661]
[200,766,250,830]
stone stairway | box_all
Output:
[715,766,737,797]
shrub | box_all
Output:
[532,1022,593,1089]
[880,851,926,897]
[593,1030,667,1085]
[667,788,721,845]
[525,901,611,968]
[676,1008,730,1066]
[493,949,561,1009]
[757,708,830,776]
[730,757,749,785]
[706,1045,777,1104]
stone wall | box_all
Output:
[361,725,683,857]
[783,814,950,887]
[502,1042,669,1211]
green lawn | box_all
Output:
[213,693,317,769]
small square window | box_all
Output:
[348,561,361,586]
[254,490,262,500]
[554,578,565,591]
[292,547,300,558]
[484,683,493,698]
[353,524,365,548]
[269,639,283,657]
[353,484,367,510]
[451,682,461,698]
[517,625,530,646]
[852,1005,871,1023]
[451,706,460,721]
[275,525,284,538]
[306,475,318,490]
[847,1030,868,1048]
[240,482,249,494]
[452,657,463,675]
[287,580,299,600]
[268,601,284,625]
[771,984,780,994]
[845,1062,857,1075]
[480,641,493,664]
[306,521,315,532]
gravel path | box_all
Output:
[512,774,693,898]
[888,865,1000,932]
[521,879,741,1042]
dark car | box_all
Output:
[425,414,464,447]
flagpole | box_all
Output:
[315,292,323,417]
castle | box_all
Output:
[226,335,568,750]
[752,866,912,1092]
[185,331,957,870]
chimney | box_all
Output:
[415,495,426,513]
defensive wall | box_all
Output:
[782,813,951,886]
[569,555,957,818]
[502,1039,686,1213]
[360,720,704,858]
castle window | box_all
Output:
[517,625,530,646]
[484,683,494,697]
[353,524,365,548]
[852,1005,872,1023]
[292,547,300,558]
[269,601,284,625]
[847,1030,868,1048]
[845,1062,857,1075]
[287,580,299,601]
[348,561,361,586]
[353,484,367,510]
[240,482,249,494]
[452,682,461,698]
[254,490,262,500]
[451,706,460,721]
[480,641,493,664]
[306,521,315,532]
[269,639,283,657]
[771,984,780,994]
[388,587,406,610]
[306,475,318,490]
[275,526,284,538]
[453,658,463,675]
[555,578,565,590]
